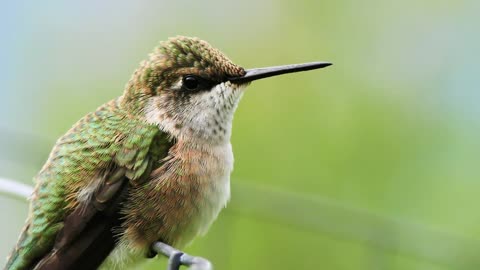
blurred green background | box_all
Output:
[1,1,480,269]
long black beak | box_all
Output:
[228,62,332,83]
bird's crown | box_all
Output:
[157,36,245,80]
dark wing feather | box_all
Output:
[33,167,129,270]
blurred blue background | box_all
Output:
[1,1,480,269]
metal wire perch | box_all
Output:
[152,242,212,270]
[0,177,213,270]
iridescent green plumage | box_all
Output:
[5,98,171,269]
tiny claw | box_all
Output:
[146,248,157,258]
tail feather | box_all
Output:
[5,221,60,270]
[5,224,38,270]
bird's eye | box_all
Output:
[182,76,199,91]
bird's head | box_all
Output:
[122,36,331,145]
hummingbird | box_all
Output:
[4,36,331,270]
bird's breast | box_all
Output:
[122,140,234,249]
[102,141,234,269]
[174,141,234,242]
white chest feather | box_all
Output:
[185,142,233,238]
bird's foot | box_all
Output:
[151,241,213,270]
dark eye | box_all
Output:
[183,76,199,91]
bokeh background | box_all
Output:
[1,1,480,269]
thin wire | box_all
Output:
[0,177,33,200]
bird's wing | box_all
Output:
[33,166,130,270]
[4,100,172,270]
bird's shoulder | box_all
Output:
[40,98,166,178]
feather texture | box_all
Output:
[5,98,172,270]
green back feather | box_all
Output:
[5,98,170,270]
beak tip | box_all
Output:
[316,62,333,68]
